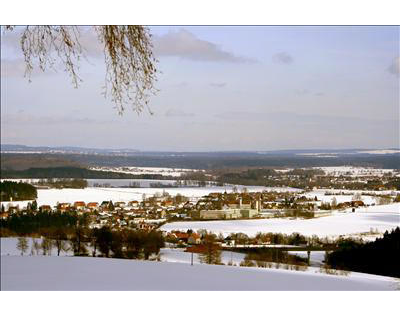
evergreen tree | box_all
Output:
[97,226,113,257]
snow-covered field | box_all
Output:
[1,255,398,290]
[1,237,63,256]
[313,166,396,177]
[160,248,245,266]
[358,150,400,155]
[303,189,394,205]
[0,238,244,265]
[162,203,400,238]
[90,166,202,177]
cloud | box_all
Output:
[388,57,400,76]
[153,29,255,63]
[273,52,294,64]
[210,82,226,88]
[165,108,195,117]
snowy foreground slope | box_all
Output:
[1,256,398,291]
[162,203,400,238]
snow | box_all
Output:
[160,248,245,266]
[358,150,400,155]
[314,166,396,177]
[161,203,400,238]
[89,166,202,177]
[288,251,326,267]
[304,190,381,205]
[1,255,398,290]
[1,237,75,256]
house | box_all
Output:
[188,233,201,245]
[173,232,189,243]
[162,200,173,207]
[40,205,52,212]
[128,200,139,207]
[87,202,99,210]
[199,209,241,220]
[183,201,194,210]
[114,201,126,208]
[100,201,113,211]
[240,198,252,209]
[58,203,70,211]
[224,236,235,247]
[137,221,156,231]
[74,201,86,210]
[240,208,259,218]
[0,212,9,219]
[7,205,20,213]
[225,200,240,209]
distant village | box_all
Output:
[2,188,397,232]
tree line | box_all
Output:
[0,210,82,235]
[326,227,400,278]
[36,178,88,189]
[0,181,37,201]
[14,226,165,260]
[2,210,165,260]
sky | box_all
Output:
[1,26,399,151]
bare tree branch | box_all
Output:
[5,25,158,114]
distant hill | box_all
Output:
[0,166,174,179]
[1,144,399,170]
[1,144,140,155]
[1,153,82,171]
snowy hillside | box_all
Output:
[1,255,398,290]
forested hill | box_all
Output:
[2,151,399,170]
[0,167,174,180]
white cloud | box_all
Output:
[153,29,255,63]
[273,52,294,64]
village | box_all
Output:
[2,187,398,234]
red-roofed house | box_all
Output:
[74,201,86,210]
[87,202,99,211]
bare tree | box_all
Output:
[198,233,222,265]
[352,192,362,201]
[331,196,337,208]
[52,228,69,256]
[41,237,53,256]
[4,26,158,114]
[32,239,41,255]
[16,237,28,256]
